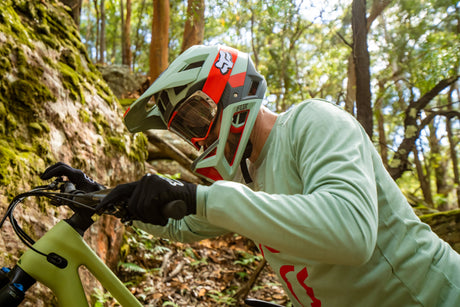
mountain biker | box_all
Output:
[41,45,460,306]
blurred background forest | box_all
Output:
[73,0,460,210]
[0,0,458,305]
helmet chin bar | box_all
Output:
[191,138,254,184]
[191,97,261,183]
[191,140,223,182]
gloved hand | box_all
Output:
[99,174,197,226]
[41,162,105,193]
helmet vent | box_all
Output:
[174,85,187,95]
[249,80,260,96]
[232,110,248,126]
[181,60,205,71]
[156,91,169,114]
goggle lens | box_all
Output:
[168,91,218,147]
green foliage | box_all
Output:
[92,287,116,307]
[119,262,147,273]
[184,247,208,266]
[77,0,460,208]
[207,289,237,305]
[234,250,263,266]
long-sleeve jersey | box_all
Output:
[136,99,460,306]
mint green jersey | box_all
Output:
[136,99,460,306]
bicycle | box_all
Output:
[0,178,282,306]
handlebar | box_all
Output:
[58,181,187,222]
[0,179,187,252]
[3,179,186,225]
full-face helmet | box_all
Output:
[123,45,266,182]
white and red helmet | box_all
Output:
[124,45,266,182]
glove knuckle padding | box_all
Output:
[41,162,104,193]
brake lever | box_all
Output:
[70,188,187,222]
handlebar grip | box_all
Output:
[161,200,187,220]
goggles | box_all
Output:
[168,90,218,148]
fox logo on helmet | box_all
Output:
[215,50,234,75]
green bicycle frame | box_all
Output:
[17,220,142,307]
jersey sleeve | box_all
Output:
[196,101,379,265]
[133,213,230,243]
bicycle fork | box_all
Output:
[0,265,35,306]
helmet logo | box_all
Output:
[215,50,234,75]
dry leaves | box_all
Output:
[105,229,289,306]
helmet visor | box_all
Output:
[168,90,218,148]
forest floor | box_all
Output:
[99,227,291,307]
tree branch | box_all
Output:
[388,75,459,180]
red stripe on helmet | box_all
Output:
[202,47,239,104]
[123,107,131,118]
[228,72,246,88]
[195,167,224,181]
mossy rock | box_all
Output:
[421,209,460,253]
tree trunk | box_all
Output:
[414,145,434,206]
[121,0,132,68]
[447,85,460,208]
[132,0,147,70]
[352,0,373,139]
[150,0,170,83]
[60,0,82,25]
[428,120,450,209]
[99,0,106,64]
[374,95,388,168]
[93,0,99,63]
[84,0,91,57]
[181,0,205,53]
[345,0,391,118]
[345,54,356,116]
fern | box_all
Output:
[119,262,147,273]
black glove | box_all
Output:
[99,174,197,226]
[40,162,105,193]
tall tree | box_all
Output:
[93,0,100,62]
[60,0,83,25]
[121,0,132,68]
[352,0,372,138]
[150,0,170,83]
[446,85,460,208]
[132,0,147,70]
[99,0,106,64]
[181,0,205,53]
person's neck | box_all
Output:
[249,106,278,163]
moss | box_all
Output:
[39,120,50,133]
[28,122,43,133]
[0,102,6,117]
[0,4,33,49]
[0,139,44,191]
[96,87,114,106]
[119,98,136,106]
[0,56,12,74]
[420,209,460,224]
[6,46,56,110]
[0,0,147,199]
[79,109,91,123]
[58,61,85,103]
[60,48,78,70]
[5,113,18,129]
[9,78,56,109]
[107,136,127,153]
[128,133,149,162]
